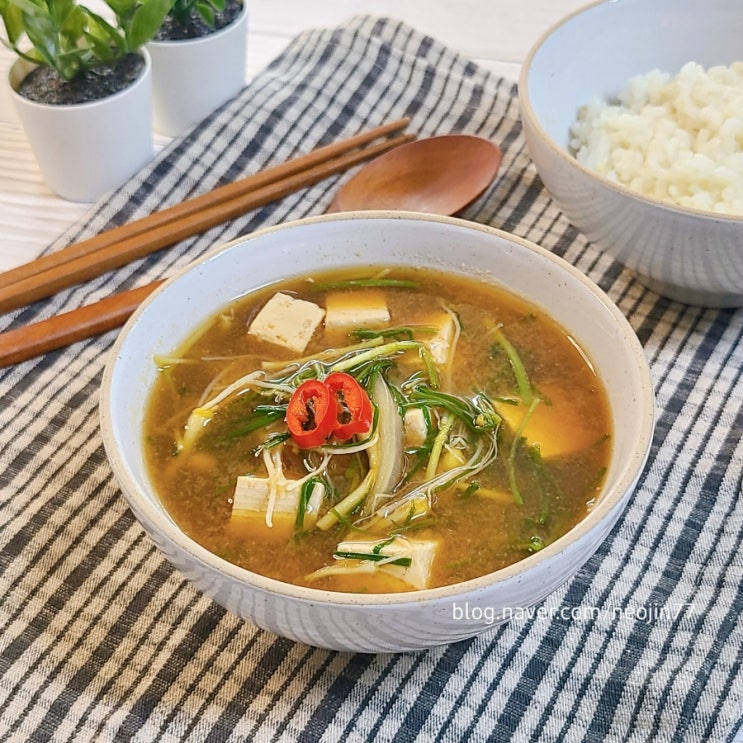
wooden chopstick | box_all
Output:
[0,121,416,367]
[0,117,409,295]
[0,281,164,367]
[0,129,414,316]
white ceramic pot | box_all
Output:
[147,4,247,138]
[8,52,154,203]
[100,212,656,653]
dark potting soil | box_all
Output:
[17,53,145,106]
[155,0,243,40]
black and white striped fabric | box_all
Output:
[1,15,741,742]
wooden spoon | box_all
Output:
[0,134,501,366]
[329,134,502,215]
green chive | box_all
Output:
[332,551,412,567]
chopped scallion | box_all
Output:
[459,481,481,498]
[528,536,546,552]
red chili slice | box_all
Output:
[285,379,337,449]
[325,372,374,441]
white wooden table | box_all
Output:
[0,0,588,272]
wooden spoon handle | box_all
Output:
[0,280,163,368]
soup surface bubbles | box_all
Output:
[144,267,612,593]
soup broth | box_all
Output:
[143,267,612,593]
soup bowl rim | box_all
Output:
[100,210,655,608]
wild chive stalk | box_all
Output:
[227,403,287,439]
[370,431,498,521]
[330,340,428,374]
[507,396,541,506]
[332,550,412,567]
[524,443,560,526]
[425,413,454,480]
[316,470,375,531]
[489,325,534,403]
[352,328,415,341]
[487,323,542,505]
[295,476,322,533]
[407,385,501,432]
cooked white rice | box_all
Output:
[570,61,743,215]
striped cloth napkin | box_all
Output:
[1,15,741,743]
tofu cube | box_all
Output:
[383,494,430,525]
[233,475,298,515]
[404,407,428,448]
[424,310,456,366]
[248,292,325,353]
[335,536,437,590]
[324,290,390,331]
[493,382,599,459]
[231,475,325,534]
[363,493,430,534]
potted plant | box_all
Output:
[1,0,173,201]
[147,0,246,137]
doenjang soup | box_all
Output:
[143,267,612,593]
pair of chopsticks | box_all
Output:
[0,119,413,368]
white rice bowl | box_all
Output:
[518,0,743,307]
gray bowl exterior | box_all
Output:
[100,212,655,652]
[123,486,629,652]
[519,0,743,307]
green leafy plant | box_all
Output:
[0,0,174,80]
[167,0,224,28]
